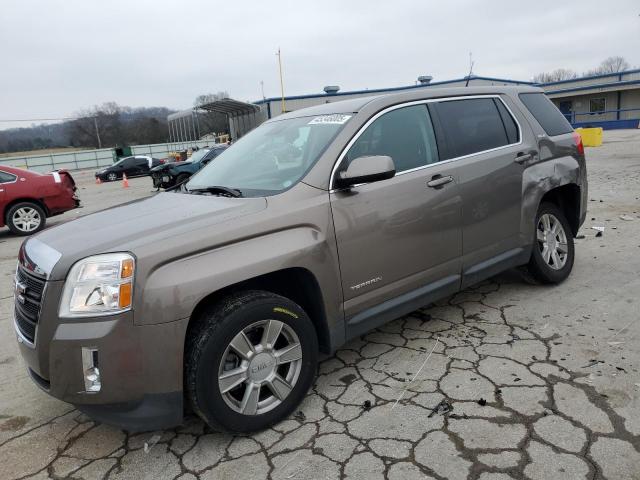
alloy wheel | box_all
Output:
[107,173,117,181]
[536,213,568,270]
[218,319,303,416]
[12,207,42,233]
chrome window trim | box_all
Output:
[329,94,523,191]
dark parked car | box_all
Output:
[150,146,227,189]
[0,166,79,235]
[95,156,163,182]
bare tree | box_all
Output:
[588,56,630,75]
[532,68,577,83]
[194,91,229,107]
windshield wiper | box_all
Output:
[187,185,243,197]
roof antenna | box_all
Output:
[465,52,474,87]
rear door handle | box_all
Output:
[515,152,533,164]
[427,175,454,188]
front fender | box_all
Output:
[137,226,343,329]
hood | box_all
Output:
[33,192,267,280]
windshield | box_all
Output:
[186,114,351,196]
[186,149,210,163]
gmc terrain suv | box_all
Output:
[15,86,586,432]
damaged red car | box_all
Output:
[0,166,80,235]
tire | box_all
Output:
[175,173,190,185]
[526,202,575,284]
[107,172,118,182]
[185,290,318,432]
[6,202,46,236]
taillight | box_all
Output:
[573,132,584,156]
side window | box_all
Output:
[589,98,605,113]
[0,171,17,183]
[433,98,510,159]
[494,99,520,144]
[519,93,573,136]
[120,157,135,168]
[345,105,439,173]
[135,157,149,167]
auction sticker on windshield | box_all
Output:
[308,114,352,125]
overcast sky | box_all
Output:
[1,0,638,130]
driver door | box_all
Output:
[330,104,463,337]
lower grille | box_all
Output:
[15,265,46,344]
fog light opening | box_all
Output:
[82,347,101,393]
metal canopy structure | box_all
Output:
[167,99,263,143]
[198,98,260,115]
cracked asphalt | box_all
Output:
[0,130,639,480]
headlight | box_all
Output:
[59,253,135,317]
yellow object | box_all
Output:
[119,282,132,308]
[575,127,603,147]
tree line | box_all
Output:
[0,92,233,155]
[0,103,175,154]
[532,56,632,83]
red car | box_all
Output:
[0,166,80,235]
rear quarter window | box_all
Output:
[519,92,573,136]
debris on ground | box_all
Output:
[294,411,306,421]
[477,398,487,407]
[428,399,453,418]
[616,366,627,373]
[144,434,162,453]
[592,225,605,237]
[362,400,372,411]
[582,359,604,368]
[495,389,502,397]
[619,214,634,221]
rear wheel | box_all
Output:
[6,202,46,235]
[526,202,575,284]
[185,290,318,432]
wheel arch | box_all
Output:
[538,183,581,236]
[187,267,332,354]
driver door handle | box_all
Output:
[427,175,454,188]
[515,152,533,164]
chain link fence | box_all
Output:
[0,140,214,173]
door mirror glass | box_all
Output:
[334,155,395,188]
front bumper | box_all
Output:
[16,283,188,431]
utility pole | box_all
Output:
[93,117,102,148]
[276,48,286,113]
[260,80,266,100]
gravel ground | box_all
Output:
[0,132,639,480]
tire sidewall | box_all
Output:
[176,174,190,185]
[191,296,318,432]
[107,172,118,181]
[530,203,575,283]
[7,202,46,236]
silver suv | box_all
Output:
[15,86,587,432]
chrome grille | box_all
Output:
[15,265,46,344]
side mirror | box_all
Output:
[334,155,396,189]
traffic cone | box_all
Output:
[95,176,101,184]
[122,173,129,188]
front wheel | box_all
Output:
[107,172,118,182]
[185,291,318,432]
[175,173,190,186]
[6,202,46,235]
[526,202,575,284]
